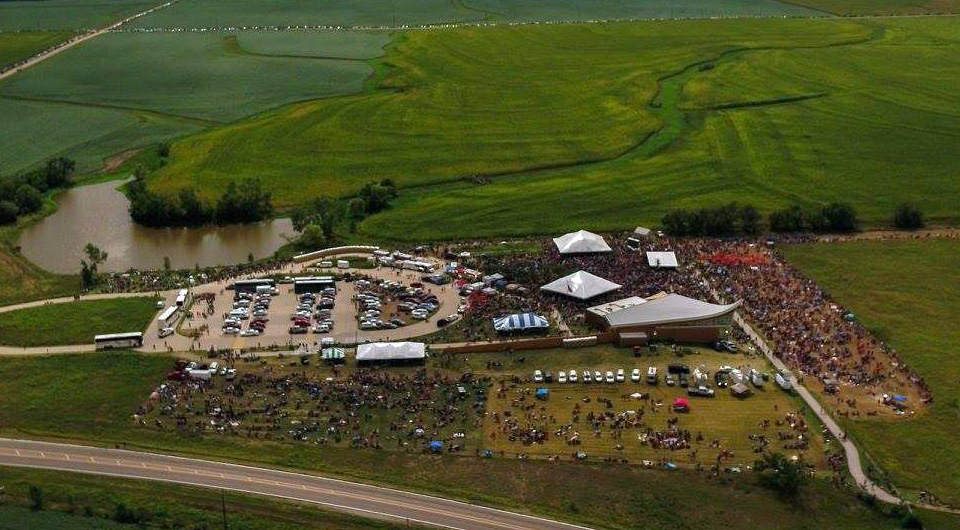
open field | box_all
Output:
[788,0,960,14]
[0,30,75,69]
[0,467,423,530]
[145,17,960,234]
[152,18,868,209]
[0,350,940,530]
[129,0,818,29]
[0,30,383,174]
[782,237,960,505]
[0,297,159,346]
[0,0,156,31]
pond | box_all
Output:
[18,179,295,273]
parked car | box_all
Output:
[616,369,625,383]
[533,370,543,383]
[568,370,578,383]
[647,366,658,385]
[558,371,567,384]
[582,370,592,383]
[158,327,174,338]
[605,371,615,384]
[630,368,641,383]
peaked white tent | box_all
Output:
[553,230,612,254]
[540,270,621,300]
[493,313,549,332]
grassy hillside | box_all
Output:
[129,0,817,29]
[787,0,960,14]
[0,30,75,69]
[782,238,960,506]
[0,351,939,530]
[145,17,960,238]
[0,0,155,31]
[0,297,159,346]
[0,469,424,530]
[152,18,869,209]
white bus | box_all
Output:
[175,288,190,307]
[95,332,144,350]
[158,305,179,327]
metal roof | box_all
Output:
[603,293,740,328]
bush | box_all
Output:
[754,452,804,496]
[901,513,923,529]
[822,202,858,232]
[0,200,18,224]
[661,203,762,237]
[769,205,806,232]
[14,184,42,214]
[769,203,858,233]
[28,485,44,511]
[893,203,924,230]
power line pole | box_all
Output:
[221,489,228,530]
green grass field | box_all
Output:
[0,297,158,346]
[141,17,960,237]
[788,0,960,14]
[0,468,423,530]
[0,0,156,31]
[129,0,817,29]
[782,238,960,506]
[0,351,943,530]
[0,30,75,69]
[0,30,384,174]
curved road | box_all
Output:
[0,438,591,530]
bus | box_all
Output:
[94,332,144,350]
[158,305,179,327]
[230,278,276,293]
[175,288,189,307]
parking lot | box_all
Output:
[145,257,461,353]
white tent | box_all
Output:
[646,251,679,269]
[633,226,653,238]
[356,342,426,362]
[553,230,612,254]
[540,270,621,300]
[493,313,549,332]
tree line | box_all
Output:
[0,157,75,224]
[292,179,399,249]
[127,176,274,227]
[661,201,927,236]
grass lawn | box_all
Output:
[0,468,424,530]
[786,0,960,14]
[0,297,159,347]
[0,0,156,31]
[0,350,947,529]
[782,238,960,505]
[0,31,76,69]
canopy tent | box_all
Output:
[646,251,679,268]
[540,270,621,300]
[356,342,426,362]
[730,382,751,397]
[553,230,612,254]
[493,313,549,332]
[673,398,690,411]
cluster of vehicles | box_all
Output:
[533,363,769,398]
[355,279,440,330]
[289,290,336,334]
[166,359,236,381]
[224,287,277,336]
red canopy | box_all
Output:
[673,398,690,408]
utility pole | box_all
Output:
[221,489,228,530]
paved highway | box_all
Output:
[0,438,593,530]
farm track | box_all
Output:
[0,94,223,126]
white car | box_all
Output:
[158,327,174,338]
[631,368,641,383]
[156,301,165,309]
[594,371,602,382]
[533,370,543,383]
[558,371,568,384]
[223,327,239,335]
[240,329,260,337]
[567,370,578,383]
[582,370,591,383]
[616,369,625,383]
[605,371,615,384]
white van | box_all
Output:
[647,366,658,384]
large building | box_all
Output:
[586,292,740,344]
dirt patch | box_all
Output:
[101,148,143,173]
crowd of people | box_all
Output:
[98,257,292,295]
[139,362,488,453]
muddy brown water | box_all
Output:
[19,180,294,273]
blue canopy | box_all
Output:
[536,388,549,397]
[493,313,549,332]
[429,441,443,452]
